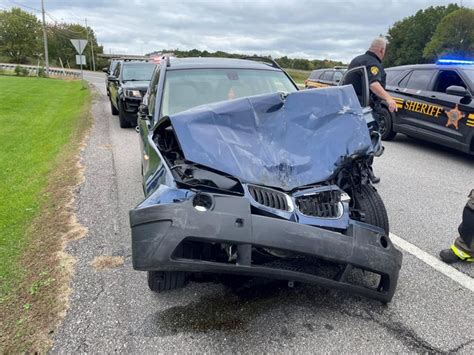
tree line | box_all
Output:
[150,48,346,71]
[0,7,107,69]
[384,5,473,67]
[1,5,472,71]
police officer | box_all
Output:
[348,37,397,183]
[440,190,474,263]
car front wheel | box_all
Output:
[352,184,389,234]
[379,107,397,141]
[118,100,131,128]
[110,101,119,115]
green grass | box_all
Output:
[0,76,89,298]
[285,68,311,86]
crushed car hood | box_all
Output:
[167,86,374,190]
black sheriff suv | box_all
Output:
[108,61,156,128]
[381,61,474,154]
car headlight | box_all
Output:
[125,89,141,98]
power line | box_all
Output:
[9,0,40,12]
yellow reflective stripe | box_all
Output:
[451,245,474,261]
[307,82,329,88]
[468,113,474,119]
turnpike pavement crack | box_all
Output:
[338,305,443,353]
[448,339,474,353]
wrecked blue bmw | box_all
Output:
[130,60,403,303]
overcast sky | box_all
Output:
[1,0,472,62]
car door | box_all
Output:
[306,70,323,89]
[109,62,121,106]
[339,66,380,134]
[389,69,437,134]
[138,64,163,193]
[339,66,369,107]
[429,69,474,150]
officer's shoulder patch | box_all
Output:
[370,66,379,75]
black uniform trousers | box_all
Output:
[455,190,474,254]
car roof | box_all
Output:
[386,64,474,71]
[121,61,155,66]
[311,67,346,73]
[167,57,281,71]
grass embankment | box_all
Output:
[0,76,91,352]
[285,68,311,86]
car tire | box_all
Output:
[110,101,119,115]
[147,271,188,293]
[379,107,397,141]
[118,100,131,128]
[353,184,389,234]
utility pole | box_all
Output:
[85,18,96,71]
[41,0,49,76]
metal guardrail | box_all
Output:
[0,63,81,78]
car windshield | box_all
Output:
[122,63,155,81]
[161,68,297,116]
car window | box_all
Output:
[308,70,319,80]
[121,63,155,81]
[148,67,161,115]
[161,69,297,116]
[113,62,121,77]
[404,70,434,91]
[320,71,333,81]
[463,69,474,86]
[433,70,467,93]
[333,71,343,82]
[109,61,119,74]
[398,71,411,87]
[386,69,404,86]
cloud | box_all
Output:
[2,0,462,62]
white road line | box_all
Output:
[390,232,474,292]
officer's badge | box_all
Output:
[445,104,465,130]
[370,66,379,75]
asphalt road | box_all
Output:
[52,71,473,353]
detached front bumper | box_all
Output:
[130,192,403,302]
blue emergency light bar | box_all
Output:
[437,58,474,65]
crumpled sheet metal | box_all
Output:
[168,86,373,191]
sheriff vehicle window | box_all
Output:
[386,69,405,86]
[462,69,474,87]
[433,70,467,93]
[404,70,434,91]
[333,71,343,82]
[309,70,321,80]
[320,71,333,81]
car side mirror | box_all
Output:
[446,85,472,104]
[108,75,118,82]
[102,67,109,73]
[446,85,469,97]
